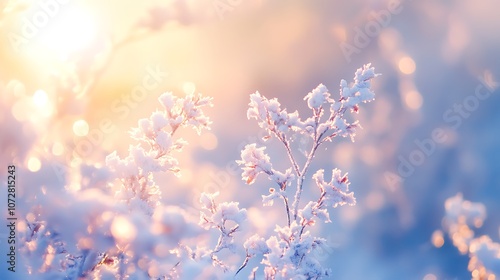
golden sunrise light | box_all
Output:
[38,7,98,56]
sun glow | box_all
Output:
[32,90,48,107]
[38,7,98,55]
[183,82,196,95]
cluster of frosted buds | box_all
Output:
[237,143,295,188]
[106,91,212,214]
[241,223,329,279]
[247,92,303,134]
[312,168,355,208]
[246,64,379,145]
[157,91,212,134]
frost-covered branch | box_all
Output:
[106,91,212,215]
[235,64,380,278]
[199,192,247,271]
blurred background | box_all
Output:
[1,0,500,279]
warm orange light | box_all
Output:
[404,90,423,110]
[111,216,137,243]
[27,157,41,172]
[423,274,437,280]
[183,82,196,95]
[431,230,444,248]
[73,120,89,136]
[52,142,64,156]
[365,191,384,211]
[330,25,347,42]
[398,56,416,75]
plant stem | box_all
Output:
[282,137,301,176]
[282,195,291,227]
[235,255,250,276]
[291,141,319,221]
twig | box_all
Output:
[235,255,250,276]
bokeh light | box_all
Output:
[403,90,423,110]
[183,82,196,95]
[27,156,41,172]
[32,90,48,107]
[11,99,29,121]
[200,132,218,150]
[423,274,437,280]
[72,119,89,136]
[111,216,137,243]
[431,230,444,248]
[365,191,385,211]
[51,142,64,156]
[398,56,416,75]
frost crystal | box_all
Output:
[237,143,273,184]
[304,83,331,109]
[313,169,356,208]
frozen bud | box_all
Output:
[313,168,356,208]
[244,234,269,256]
[155,131,172,150]
[151,111,168,131]
[304,84,330,109]
[200,192,219,210]
[213,202,247,224]
[237,144,273,185]
[158,92,176,110]
[262,188,283,207]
